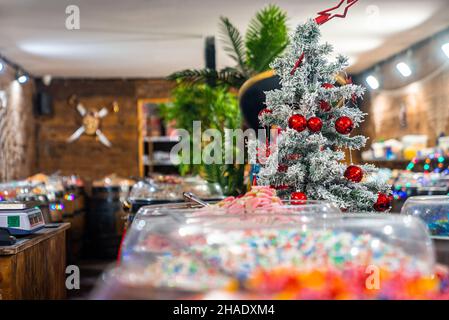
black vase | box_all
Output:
[238,70,281,130]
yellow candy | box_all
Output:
[299,271,326,290]
[225,279,241,292]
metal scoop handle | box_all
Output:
[182,192,210,207]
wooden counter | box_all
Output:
[0,223,70,300]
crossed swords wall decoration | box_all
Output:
[66,95,118,148]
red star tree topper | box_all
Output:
[291,0,359,75]
[315,0,359,25]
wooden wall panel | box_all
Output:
[0,67,36,182]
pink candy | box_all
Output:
[215,186,283,214]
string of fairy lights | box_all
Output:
[406,153,449,174]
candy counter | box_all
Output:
[401,196,449,239]
[93,212,449,299]
[0,173,86,223]
[400,196,449,266]
[363,151,449,212]
[92,187,449,300]
[0,173,87,262]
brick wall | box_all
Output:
[35,78,174,182]
[0,67,36,182]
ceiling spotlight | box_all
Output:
[396,62,412,77]
[366,75,380,90]
[442,43,449,58]
[18,75,28,84]
[16,71,29,84]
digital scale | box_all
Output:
[0,202,46,235]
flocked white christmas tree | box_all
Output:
[252,19,392,212]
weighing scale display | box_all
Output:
[0,207,45,235]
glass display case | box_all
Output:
[0,174,86,223]
[120,198,341,261]
[401,196,449,239]
[94,212,437,299]
[130,199,340,222]
[126,175,224,214]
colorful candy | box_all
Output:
[183,229,428,278]
[119,253,230,292]
[199,266,449,300]
[204,186,283,214]
[135,227,430,294]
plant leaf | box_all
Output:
[218,16,248,76]
[168,67,246,89]
[245,4,289,74]
[217,67,247,88]
[168,68,217,85]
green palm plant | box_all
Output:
[168,4,289,89]
[158,83,245,195]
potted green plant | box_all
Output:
[159,84,244,195]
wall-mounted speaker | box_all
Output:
[34,91,53,116]
[205,36,216,87]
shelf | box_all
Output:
[143,158,176,167]
[144,136,180,143]
[363,159,410,170]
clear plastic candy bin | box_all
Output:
[128,176,224,202]
[126,177,224,214]
[133,199,341,218]
[401,195,449,239]
[104,212,436,300]
[120,200,341,261]
[94,213,436,299]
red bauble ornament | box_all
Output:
[291,192,307,205]
[288,114,307,132]
[319,100,331,112]
[322,83,334,89]
[335,116,354,134]
[307,117,323,133]
[344,165,363,183]
[374,193,393,212]
[259,108,272,117]
[278,164,288,173]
